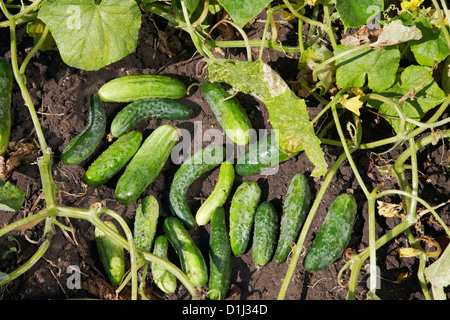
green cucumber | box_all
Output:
[274,173,311,264]
[169,145,226,229]
[195,161,234,226]
[95,221,125,286]
[151,235,177,294]
[110,98,192,138]
[208,207,232,300]
[229,181,261,256]
[83,131,142,186]
[201,81,252,146]
[133,195,159,252]
[442,56,450,95]
[163,217,208,287]
[60,93,106,165]
[252,202,278,268]
[0,57,12,155]
[98,75,186,103]
[115,125,178,205]
[303,193,358,272]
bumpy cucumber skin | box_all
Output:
[229,181,261,257]
[98,75,186,103]
[115,125,178,205]
[195,161,235,226]
[169,145,226,229]
[208,207,232,300]
[163,217,208,287]
[133,195,159,252]
[303,193,358,272]
[95,221,125,286]
[60,93,106,165]
[83,131,142,186]
[274,173,311,264]
[201,81,252,146]
[0,57,12,155]
[252,202,278,267]
[151,235,177,294]
[110,98,192,137]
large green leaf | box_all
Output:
[0,179,25,212]
[38,0,142,71]
[335,0,384,28]
[216,0,272,27]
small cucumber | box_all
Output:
[201,81,252,146]
[83,131,142,186]
[95,221,125,286]
[98,74,186,103]
[252,202,278,268]
[274,173,311,264]
[115,125,179,205]
[169,145,226,229]
[303,193,358,272]
[61,93,106,165]
[442,56,450,95]
[229,181,261,257]
[133,195,159,252]
[163,217,208,287]
[208,207,232,300]
[110,98,192,137]
[195,161,235,226]
[0,57,12,155]
[151,235,177,294]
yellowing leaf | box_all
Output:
[399,247,421,257]
[377,201,404,218]
[341,95,363,116]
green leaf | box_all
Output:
[26,19,57,51]
[38,0,142,71]
[335,45,401,92]
[335,0,384,28]
[0,179,25,212]
[216,0,272,27]
[425,244,450,300]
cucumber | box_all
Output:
[274,173,311,264]
[151,235,177,294]
[229,181,261,256]
[303,193,358,272]
[60,93,106,165]
[208,207,232,300]
[0,57,12,155]
[115,125,179,205]
[98,75,186,103]
[442,56,450,95]
[95,221,125,286]
[133,195,159,252]
[201,81,252,146]
[163,217,208,287]
[195,161,234,226]
[83,131,142,186]
[110,98,192,138]
[252,202,278,268]
[169,145,226,229]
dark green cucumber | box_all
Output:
[0,57,12,155]
[208,207,232,300]
[274,173,311,264]
[169,145,226,229]
[151,235,177,294]
[303,193,358,272]
[110,98,192,137]
[60,93,106,165]
[229,181,261,256]
[163,217,208,287]
[195,161,234,226]
[133,195,159,252]
[252,202,278,268]
[115,125,178,205]
[83,131,142,186]
[95,221,125,286]
[201,81,252,146]
[98,74,186,103]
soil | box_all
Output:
[0,9,449,301]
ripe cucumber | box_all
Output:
[0,57,12,155]
[201,81,252,146]
[163,217,208,287]
[303,193,358,272]
[115,125,179,205]
[252,202,278,268]
[151,235,177,294]
[169,144,226,229]
[195,161,235,226]
[98,74,186,103]
[133,195,159,252]
[83,131,142,186]
[274,173,311,264]
[208,207,232,300]
[229,181,261,256]
[110,98,192,137]
[60,93,106,165]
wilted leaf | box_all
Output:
[373,20,422,46]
